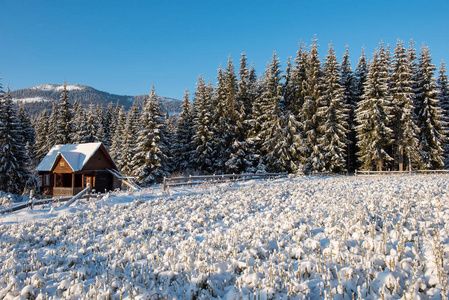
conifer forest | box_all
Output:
[1,39,449,196]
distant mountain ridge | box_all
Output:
[10,84,182,119]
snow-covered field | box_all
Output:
[0,175,448,299]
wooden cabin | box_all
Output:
[36,142,121,197]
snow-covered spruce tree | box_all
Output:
[225,54,257,173]
[94,104,107,144]
[79,104,101,143]
[351,48,369,171]
[0,88,30,194]
[34,111,51,161]
[58,80,72,145]
[48,100,60,148]
[18,106,37,170]
[437,62,449,167]
[110,105,127,169]
[341,46,358,173]
[237,53,261,173]
[317,43,348,173]
[192,76,216,173]
[132,86,170,185]
[355,46,393,171]
[120,101,140,175]
[289,41,308,115]
[214,57,248,173]
[413,45,445,169]
[173,89,196,172]
[256,52,298,172]
[300,39,325,172]
[389,40,419,171]
[69,100,87,144]
[103,102,117,148]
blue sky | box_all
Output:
[1,0,448,100]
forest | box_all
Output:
[0,39,448,196]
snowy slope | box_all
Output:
[0,175,448,299]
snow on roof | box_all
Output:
[35,142,103,172]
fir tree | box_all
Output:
[317,43,348,173]
[413,46,445,169]
[355,46,393,171]
[437,62,449,167]
[389,40,419,171]
[132,86,170,184]
[0,88,30,194]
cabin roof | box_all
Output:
[36,142,110,172]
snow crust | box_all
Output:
[0,175,448,299]
[35,142,102,172]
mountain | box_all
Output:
[10,84,182,119]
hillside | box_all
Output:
[10,84,182,119]
[0,175,448,298]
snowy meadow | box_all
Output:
[0,175,448,299]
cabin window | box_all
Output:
[60,161,65,167]
[44,174,50,186]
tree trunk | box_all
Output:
[398,147,404,171]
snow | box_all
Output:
[12,97,50,103]
[0,175,448,299]
[31,84,85,92]
[35,142,103,172]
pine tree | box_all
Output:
[132,86,170,184]
[413,45,445,169]
[389,40,419,171]
[192,76,215,173]
[0,88,30,194]
[174,90,196,172]
[317,43,348,173]
[300,39,325,172]
[355,46,393,171]
[437,62,449,167]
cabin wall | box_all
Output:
[52,157,73,173]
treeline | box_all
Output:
[2,38,449,194]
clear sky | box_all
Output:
[1,0,448,100]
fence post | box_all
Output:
[163,177,166,191]
[189,175,192,188]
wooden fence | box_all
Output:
[355,170,449,176]
[163,172,288,191]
